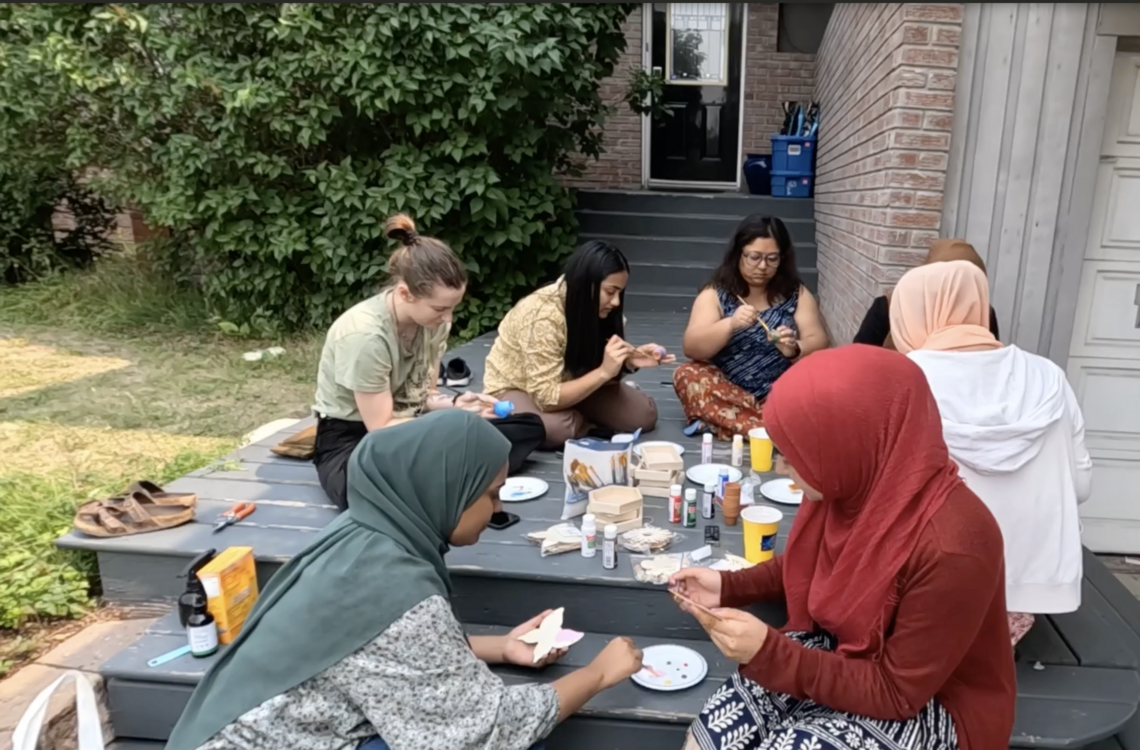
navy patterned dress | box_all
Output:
[691,632,959,750]
[711,288,800,401]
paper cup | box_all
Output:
[748,428,773,473]
[742,506,783,564]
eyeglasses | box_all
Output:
[742,251,781,267]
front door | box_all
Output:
[649,2,744,185]
[1067,49,1140,553]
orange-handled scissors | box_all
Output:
[212,502,256,533]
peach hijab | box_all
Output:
[889,259,1002,354]
[883,239,989,351]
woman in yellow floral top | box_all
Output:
[484,241,671,447]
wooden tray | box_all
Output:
[640,444,684,472]
[587,485,643,516]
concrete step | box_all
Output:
[98,612,735,747]
[623,270,819,314]
[580,233,820,271]
[576,210,815,245]
[575,189,815,220]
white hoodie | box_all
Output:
[908,345,1093,614]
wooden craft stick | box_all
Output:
[735,295,772,336]
[670,590,724,621]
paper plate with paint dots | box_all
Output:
[630,644,708,692]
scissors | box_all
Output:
[212,502,256,533]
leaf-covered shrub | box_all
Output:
[28,3,636,337]
[0,8,116,284]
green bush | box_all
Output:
[0,7,116,284]
[22,3,636,337]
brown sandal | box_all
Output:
[271,424,317,460]
[126,480,197,506]
[74,490,197,538]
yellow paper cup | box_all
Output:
[749,427,773,473]
[742,506,783,564]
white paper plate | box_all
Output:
[759,478,803,506]
[685,464,743,486]
[633,441,686,458]
[631,644,708,692]
[499,477,549,502]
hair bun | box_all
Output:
[385,214,418,246]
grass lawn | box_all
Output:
[0,253,324,675]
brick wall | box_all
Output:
[812,3,962,343]
[742,5,816,159]
[562,12,644,190]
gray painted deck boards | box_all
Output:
[60,311,1140,747]
[101,612,1140,749]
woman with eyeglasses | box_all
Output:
[674,215,828,439]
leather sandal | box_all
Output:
[271,424,317,460]
[126,480,197,506]
[73,490,196,538]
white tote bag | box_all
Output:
[12,670,105,750]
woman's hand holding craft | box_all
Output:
[773,325,799,358]
[730,303,759,331]
[454,391,499,419]
[600,336,635,379]
[669,567,723,609]
[503,610,566,668]
[693,608,769,665]
[628,343,677,369]
[590,636,644,688]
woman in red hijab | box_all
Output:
[670,345,1015,750]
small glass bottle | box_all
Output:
[580,514,597,558]
[702,482,716,519]
[602,524,618,570]
[701,432,714,464]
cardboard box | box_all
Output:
[198,546,259,644]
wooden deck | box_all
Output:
[57,311,1140,749]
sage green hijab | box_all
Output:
[167,410,510,750]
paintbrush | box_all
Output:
[670,590,724,621]
[735,295,775,339]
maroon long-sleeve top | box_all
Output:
[721,486,1016,750]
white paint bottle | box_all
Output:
[731,435,744,467]
[701,433,714,464]
[581,514,597,558]
[602,524,618,570]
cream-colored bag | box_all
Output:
[13,670,105,750]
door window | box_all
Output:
[667,3,728,85]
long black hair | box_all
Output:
[706,214,801,305]
[563,240,630,377]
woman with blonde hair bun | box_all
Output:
[312,214,544,510]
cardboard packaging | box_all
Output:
[198,546,260,644]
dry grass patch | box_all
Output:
[0,421,232,477]
[0,338,130,398]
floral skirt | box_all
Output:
[690,633,959,750]
[1008,613,1035,646]
[673,361,765,441]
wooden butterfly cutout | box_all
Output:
[517,607,584,663]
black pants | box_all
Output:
[313,413,546,511]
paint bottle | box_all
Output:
[185,591,218,658]
[731,435,743,467]
[669,484,683,524]
[717,468,730,500]
[702,482,716,520]
[580,514,597,558]
[683,488,697,528]
[701,433,713,464]
[602,524,618,570]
